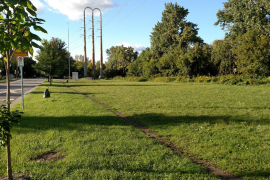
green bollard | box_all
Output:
[43,88,50,98]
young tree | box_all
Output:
[35,38,69,81]
[0,0,47,179]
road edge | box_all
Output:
[10,79,45,108]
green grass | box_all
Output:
[0,81,218,179]
[0,78,17,83]
[65,79,270,180]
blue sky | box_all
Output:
[32,0,228,62]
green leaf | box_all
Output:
[33,25,47,34]
[19,0,28,7]
[33,18,45,22]
[0,8,4,16]
[31,41,41,48]
[26,7,36,17]
[5,0,17,5]
[10,40,18,48]
[24,30,30,37]
[16,8,28,18]
[27,0,37,11]
[19,39,31,50]
[29,46,33,56]
[29,32,41,41]
[4,100,11,104]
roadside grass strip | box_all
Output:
[66,80,270,180]
[0,81,218,179]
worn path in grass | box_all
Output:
[64,80,270,180]
[62,80,241,180]
[0,81,219,179]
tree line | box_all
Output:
[108,0,270,78]
[10,0,269,80]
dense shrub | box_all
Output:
[113,75,270,86]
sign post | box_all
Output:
[17,57,24,109]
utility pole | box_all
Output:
[83,7,103,78]
[83,8,87,77]
[100,12,103,78]
[67,22,70,80]
[92,10,95,77]
[83,7,93,77]
[94,8,103,78]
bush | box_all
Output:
[113,75,270,86]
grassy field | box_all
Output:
[65,80,270,180]
[0,81,218,179]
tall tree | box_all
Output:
[35,38,69,81]
[106,45,138,76]
[150,2,203,59]
[73,55,86,77]
[127,48,158,77]
[233,30,270,76]
[71,55,91,77]
[211,39,235,75]
[215,0,270,38]
[215,0,270,76]
[0,0,47,179]
[176,43,216,76]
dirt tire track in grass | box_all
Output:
[61,82,242,180]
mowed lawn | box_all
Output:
[66,80,270,180]
[0,81,218,180]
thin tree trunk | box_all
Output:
[6,13,12,180]
[49,64,52,86]
[6,50,12,180]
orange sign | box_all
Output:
[14,50,28,57]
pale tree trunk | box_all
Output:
[6,50,12,180]
[6,13,12,180]
[49,63,52,86]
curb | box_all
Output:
[10,79,45,108]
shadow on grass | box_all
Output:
[12,115,213,178]
[131,113,270,126]
[13,113,270,179]
[47,82,176,87]
[29,91,101,96]
[16,113,270,134]
[15,115,131,134]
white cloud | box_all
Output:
[33,47,40,61]
[43,0,115,20]
[31,0,46,14]
[115,42,145,52]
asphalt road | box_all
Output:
[0,78,45,107]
